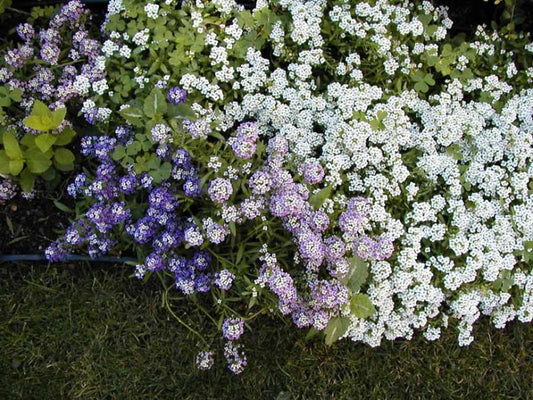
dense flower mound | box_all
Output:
[1,0,531,374]
[0,0,102,196]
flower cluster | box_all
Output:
[27,0,533,374]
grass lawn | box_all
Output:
[1,263,533,399]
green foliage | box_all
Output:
[0,100,75,193]
[341,255,369,294]
[23,100,66,132]
[324,316,351,346]
[349,294,376,319]
[0,0,12,16]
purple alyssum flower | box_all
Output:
[222,317,245,341]
[214,269,235,290]
[302,161,325,185]
[223,341,247,375]
[167,86,187,105]
[195,350,215,371]
[208,178,233,204]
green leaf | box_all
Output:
[50,107,66,129]
[25,148,52,173]
[424,73,435,86]
[54,127,76,146]
[350,294,376,319]
[20,134,36,148]
[41,166,56,181]
[168,104,196,119]
[31,100,53,118]
[414,81,429,93]
[305,327,319,341]
[324,316,351,346]
[309,185,332,210]
[54,148,75,165]
[229,221,236,237]
[9,88,22,102]
[23,115,52,131]
[126,141,142,156]
[0,150,10,174]
[143,88,167,118]
[112,145,126,161]
[341,255,369,294]
[236,243,245,265]
[377,110,388,121]
[35,134,57,153]
[53,200,73,213]
[8,159,24,175]
[119,106,144,127]
[3,131,23,159]
[159,161,172,180]
[19,168,35,193]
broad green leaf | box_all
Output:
[159,161,172,180]
[168,104,196,119]
[341,255,369,294]
[20,133,36,147]
[23,115,50,131]
[147,154,161,170]
[19,168,35,193]
[126,141,142,156]
[50,107,66,129]
[524,241,533,263]
[54,127,76,146]
[9,88,22,102]
[9,159,24,175]
[324,316,351,346]
[424,73,435,86]
[0,150,10,174]
[414,81,429,93]
[40,166,56,181]
[377,110,388,120]
[31,99,53,118]
[112,144,126,160]
[143,88,167,118]
[3,130,23,159]
[309,185,332,210]
[0,96,10,107]
[25,148,52,173]
[54,148,75,165]
[35,133,57,153]
[119,106,144,127]
[350,294,376,319]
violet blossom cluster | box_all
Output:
[204,123,391,332]
[0,1,104,128]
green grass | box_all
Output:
[1,263,533,400]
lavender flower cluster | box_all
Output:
[0,1,103,122]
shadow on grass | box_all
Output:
[1,263,532,399]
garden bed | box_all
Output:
[1,0,532,382]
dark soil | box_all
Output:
[0,192,72,255]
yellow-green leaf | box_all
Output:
[35,133,57,153]
[2,130,23,159]
[9,159,24,175]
